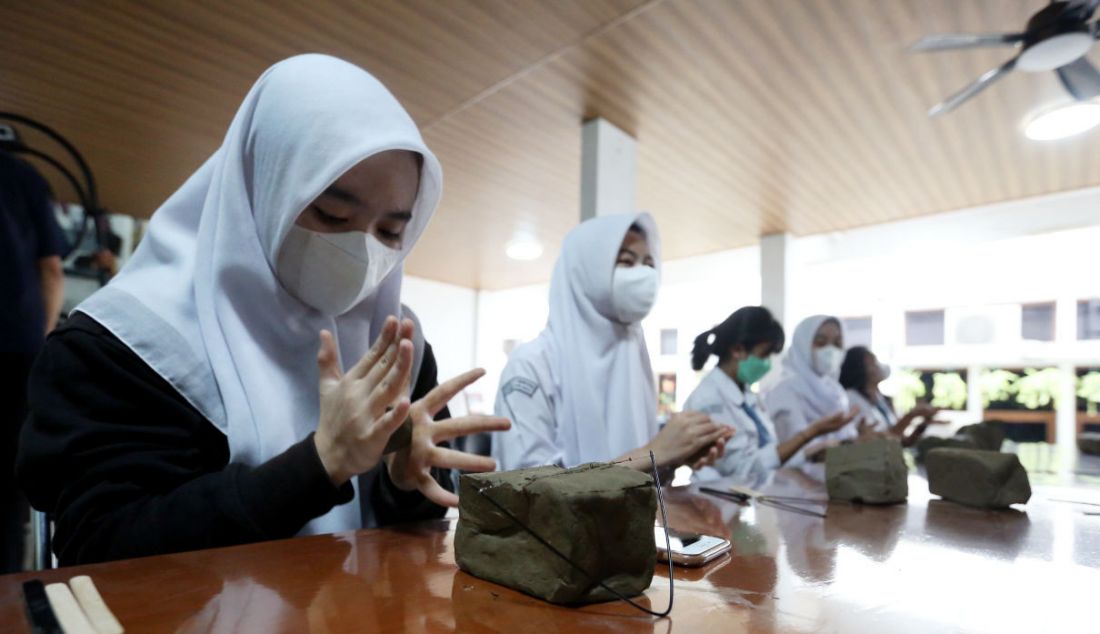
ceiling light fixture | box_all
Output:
[505,235,543,261]
[1023,102,1100,140]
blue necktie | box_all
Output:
[741,402,771,448]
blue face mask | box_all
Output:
[736,354,772,386]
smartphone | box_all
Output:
[654,526,731,567]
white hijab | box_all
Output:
[536,213,661,465]
[772,315,849,421]
[76,54,442,535]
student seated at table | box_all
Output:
[15,55,508,565]
[684,307,857,482]
[490,213,732,478]
[839,346,940,446]
[762,315,860,462]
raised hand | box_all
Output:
[313,316,416,486]
[647,411,734,469]
[813,406,860,435]
[385,368,512,507]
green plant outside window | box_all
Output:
[979,369,1020,408]
[1014,368,1064,410]
[1078,371,1100,415]
[892,369,927,414]
[931,372,967,410]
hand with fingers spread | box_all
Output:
[384,368,512,507]
[313,316,418,486]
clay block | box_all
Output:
[825,438,908,504]
[1078,432,1100,456]
[455,463,656,605]
[926,448,1031,509]
[914,435,978,463]
[955,423,1005,452]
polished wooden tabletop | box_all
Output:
[3,465,1100,633]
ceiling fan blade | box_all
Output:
[1057,56,1100,99]
[929,57,1018,117]
[1064,0,1100,22]
[910,32,1024,52]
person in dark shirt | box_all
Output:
[1,149,66,573]
[16,55,508,566]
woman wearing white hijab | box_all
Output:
[16,55,508,565]
[763,315,859,462]
[491,213,732,475]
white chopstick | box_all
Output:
[70,576,124,634]
[45,582,98,634]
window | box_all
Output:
[905,310,945,346]
[1080,299,1100,340]
[1021,302,1055,342]
[660,329,678,356]
[841,317,872,348]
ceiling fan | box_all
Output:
[912,0,1100,116]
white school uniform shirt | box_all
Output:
[846,389,897,433]
[492,343,565,469]
[684,368,803,483]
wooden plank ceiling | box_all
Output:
[3,0,1098,289]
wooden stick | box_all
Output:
[70,576,125,634]
[44,582,97,634]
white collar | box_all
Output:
[711,367,750,407]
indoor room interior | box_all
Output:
[2,1,1100,633]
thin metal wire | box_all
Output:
[1048,498,1100,507]
[699,486,828,518]
[757,499,827,519]
[473,452,675,618]
[762,494,830,505]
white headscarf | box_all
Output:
[76,54,442,535]
[770,315,849,421]
[537,213,661,464]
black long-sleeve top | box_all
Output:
[16,312,452,566]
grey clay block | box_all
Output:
[825,437,909,504]
[925,448,1031,509]
[454,462,657,604]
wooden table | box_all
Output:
[3,468,1099,633]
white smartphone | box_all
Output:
[654,526,731,567]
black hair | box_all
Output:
[690,306,784,371]
[627,222,646,237]
[839,345,873,397]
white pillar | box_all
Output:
[580,118,637,220]
[1054,296,1078,462]
[966,364,984,426]
[760,233,794,329]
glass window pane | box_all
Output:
[1021,303,1055,342]
[906,310,945,346]
[842,317,873,348]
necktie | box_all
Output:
[741,402,771,448]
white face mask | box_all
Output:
[877,361,892,382]
[276,225,402,315]
[811,345,844,378]
[610,265,659,324]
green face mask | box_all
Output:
[736,354,772,385]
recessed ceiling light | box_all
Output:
[505,235,543,261]
[1024,102,1100,140]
